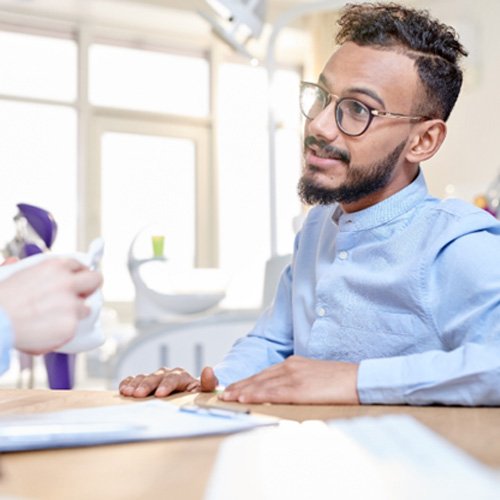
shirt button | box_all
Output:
[317,307,326,317]
[338,250,348,260]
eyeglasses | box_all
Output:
[299,81,430,137]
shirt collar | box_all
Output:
[331,169,428,231]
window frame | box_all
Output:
[0,13,307,316]
[88,112,215,304]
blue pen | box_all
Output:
[180,403,250,419]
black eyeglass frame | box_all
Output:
[299,81,431,137]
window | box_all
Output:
[89,44,209,116]
[100,132,197,301]
[273,70,302,256]
[0,22,303,316]
[0,31,77,253]
[0,31,76,102]
[89,45,211,307]
[217,63,301,308]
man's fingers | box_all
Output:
[221,357,305,399]
[121,372,170,398]
[223,366,278,394]
[221,358,360,405]
[222,381,287,403]
[220,372,284,402]
[185,380,202,393]
[153,369,197,397]
[219,358,308,402]
[122,368,163,390]
[119,374,147,396]
[119,368,202,399]
[118,375,135,395]
[200,366,218,392]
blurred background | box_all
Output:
[0,0,498,390]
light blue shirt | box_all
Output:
[0,308,14,375]
[214,170,500,406]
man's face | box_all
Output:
[300,42,421,210]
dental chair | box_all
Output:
[110,252,292,388]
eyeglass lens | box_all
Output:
[300,84,371,136]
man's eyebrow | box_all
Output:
[318,73,330,87]
[348,87,385,108]
[318,74,386,109]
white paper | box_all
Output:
[0,400,276,452]
[204,415,500,500]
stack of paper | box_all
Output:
[204,415,500,500]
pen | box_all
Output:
[180,403,251,419]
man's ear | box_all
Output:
[405,120,447,163]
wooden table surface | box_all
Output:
[1,389,499,500]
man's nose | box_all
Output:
[306,103,342,143]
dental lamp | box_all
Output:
[198,0,266,60]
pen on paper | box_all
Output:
[180,403,251,419]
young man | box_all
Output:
[120,2,500,406]
[0,258,102,374]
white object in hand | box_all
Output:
[0,238,105,354]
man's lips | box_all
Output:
[305,148,348,169]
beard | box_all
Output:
[298,137,407,206]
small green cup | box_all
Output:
[151,235,165,258]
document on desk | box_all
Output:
[0,400,277,452]
[205,415,500,500]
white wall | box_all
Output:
[417,0,500,202]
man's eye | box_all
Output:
[344,100,369,117]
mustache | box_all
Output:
[304,136,350,164]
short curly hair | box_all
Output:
[336,2,468,121]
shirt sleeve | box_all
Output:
[0,307,14,376]
[214,263,295,386]
[358,218,500,406]
[358,342,500,405]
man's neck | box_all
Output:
[340,166,420,214]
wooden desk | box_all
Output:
[1,389,499,500]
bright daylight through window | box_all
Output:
[0,31,77,254]
[0,27,302,311]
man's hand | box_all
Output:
[219,356,360,405]
[0,258,102,354]
[119,366,218,398]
